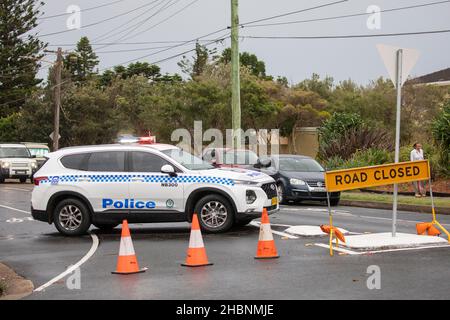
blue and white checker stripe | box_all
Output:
[41,174,235,186]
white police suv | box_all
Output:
[31,143,279,236]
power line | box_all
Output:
[95,2,347,65]
[239,0,348,26]
[116,0,202,42]
[147,32,230,65]
[94,0,182,50]
[92,0,165,42]
[38,1,169,37]
[38,0,126,20]
[241,28,450,40]
[100,28,228,69]
[47,39,218,46]
[243,0,450,28]
[96,45,181,54]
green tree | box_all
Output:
[0,0,47,117]
[296,73,334,100]
[220,48,268,78]
[329,79,363,114]
[99,62,163,86]
[64,37,99,82]
[178,43,217,79]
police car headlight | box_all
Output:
[233,179,258,186]
[1,161,10,168]
[290,178,306,186]
[31,162,37,169]
[246,190,257,204]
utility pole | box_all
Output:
[231,0,241,149]
[53,47,63,151]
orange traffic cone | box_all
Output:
[181,213,213,267]
[416,222,441,236]
[320,225,346,243]
[112,220,147,275]
[255,208,279,259]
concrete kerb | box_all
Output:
[339,232,448,251]
[284,225,350,237]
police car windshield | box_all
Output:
[279,158,325,172]
[0,147,31,158]
[161,149,214,170]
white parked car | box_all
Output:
[0,143,38,183]
[31,143,279,236]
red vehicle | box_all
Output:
[201,148,269,169]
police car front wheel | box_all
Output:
[53,198,91,236]
[194,194,234,233]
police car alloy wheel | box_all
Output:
[53,198,91,236]
[194,194,234,233]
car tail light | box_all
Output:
[34,176,48,186]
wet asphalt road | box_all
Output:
[1,182,450,300]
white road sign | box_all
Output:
[376,44,420,88]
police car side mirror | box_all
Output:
[161,164,177,177]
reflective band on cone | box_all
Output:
[182,213,213,267]
[255,208,279,259]
[112,220,147,275]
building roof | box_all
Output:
[409,67,450,85]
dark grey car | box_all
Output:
[260,155,340,206]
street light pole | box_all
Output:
[231,0,241,149]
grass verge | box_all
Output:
[341,191,450,208]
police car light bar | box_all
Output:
[138,136,156,144]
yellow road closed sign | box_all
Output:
[325,160,430,192]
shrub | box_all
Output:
[318,112,364,147]
[318,126,394,161]
[321,148,393,170]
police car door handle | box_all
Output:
[78,177,91,182]
[131,177,144,182]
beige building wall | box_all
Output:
[276,127,319,158]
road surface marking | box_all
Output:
[314,243,361,255]
[279,206,352,216]
[314,243,450,255]
[34,233,99,292]
[249,221,299,239]
[5,217,34,223]
[0,204,30,214]
[3,187,32,192]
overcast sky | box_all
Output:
[35,0,450,85]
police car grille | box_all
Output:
[261,183,277,198]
